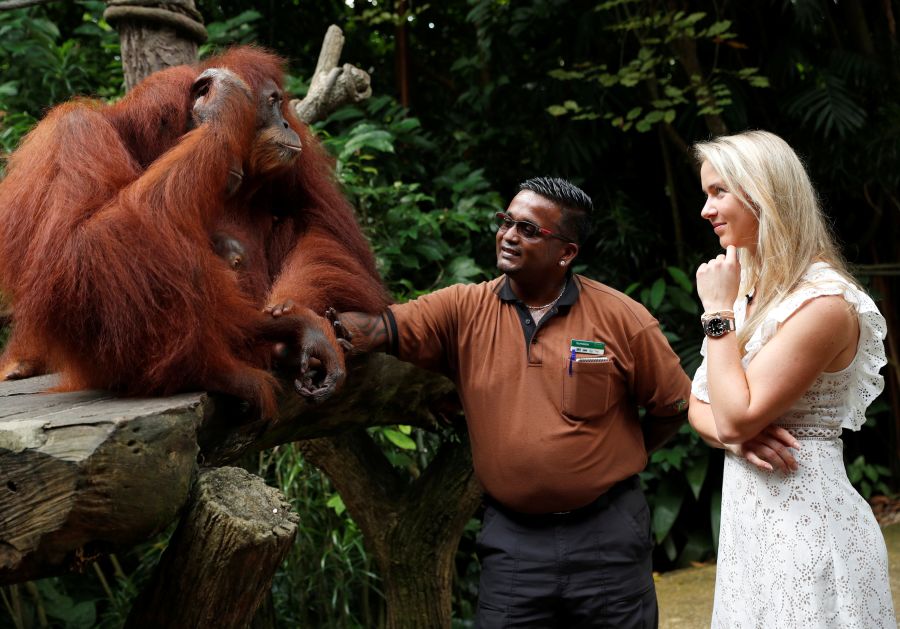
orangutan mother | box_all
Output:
[0,47,388,415]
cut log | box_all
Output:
[0,375,202,584]
[125,466,299,629]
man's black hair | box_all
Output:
[518,177,593,245]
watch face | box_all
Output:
[705,317,730,337]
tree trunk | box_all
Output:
[658,125,685,269]
[125,467,298,629]
[840,0,876,56]
[300,428,482,629]
[668,35,728,137]
[103,0,207,90]
[395,0,410,107]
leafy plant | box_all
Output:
[847,456,893,501]
[316,94,502,299]
[783,72,867,139]
[628,263,719,568]
[0,544,165,629]
[547,4,769,133]
[779,44,878,142]
[258,445,381,628]
[199,9,262,56]
[0,1,121,162]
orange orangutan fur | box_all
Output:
[0,47,389,414]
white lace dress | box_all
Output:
[692,263,896,628]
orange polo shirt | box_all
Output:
[386,274,690,514]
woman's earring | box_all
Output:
[559,260,566,266]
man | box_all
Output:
[338,177,690,628]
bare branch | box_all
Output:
[0,0,57,10]
[292,25,373,125]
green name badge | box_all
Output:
[570,339,605,355]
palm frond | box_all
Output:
[783,73,867,138]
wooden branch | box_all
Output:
[0,0,56,10]
[125,467,298,628]
[104,1,207,42]
[292,25,372,125]
[198,353,457,465]
[311,25,346,88]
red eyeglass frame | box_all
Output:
[495,212,574,243]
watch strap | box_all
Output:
[702,314,736,338]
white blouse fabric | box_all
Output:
[693,262,895,628]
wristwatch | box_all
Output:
[701,311,736,338]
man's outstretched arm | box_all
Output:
[329,310,391,354]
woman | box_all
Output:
[688,130,894,627]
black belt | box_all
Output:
[484,475,640,525]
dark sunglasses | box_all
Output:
[494,212,574,243]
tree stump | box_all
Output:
[125,466,299,629]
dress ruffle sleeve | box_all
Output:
[742,265,887,431]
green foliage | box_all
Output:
[353,1,432,28]
[1,580,96,629]
[258,446,380,628]
[316,95,502,299]
[628,263,718,567]
[0,544,166,629]
[643,426,720,567]
[784,70,867,139]
[0,1,121,158]
[548,4,769,133]
[625,266,698,328]
[199,9,262,56]
[847,455,893,501]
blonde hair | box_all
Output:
[693,130,855,352]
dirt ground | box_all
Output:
[656,522,900,628]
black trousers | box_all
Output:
[475,477,657,629]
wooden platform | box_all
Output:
[0,355,454,586]
[0,375,203,583]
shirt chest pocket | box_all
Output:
[562,359,620,421]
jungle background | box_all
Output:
[0,0,897,626]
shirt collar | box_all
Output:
[496,272,580,306]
